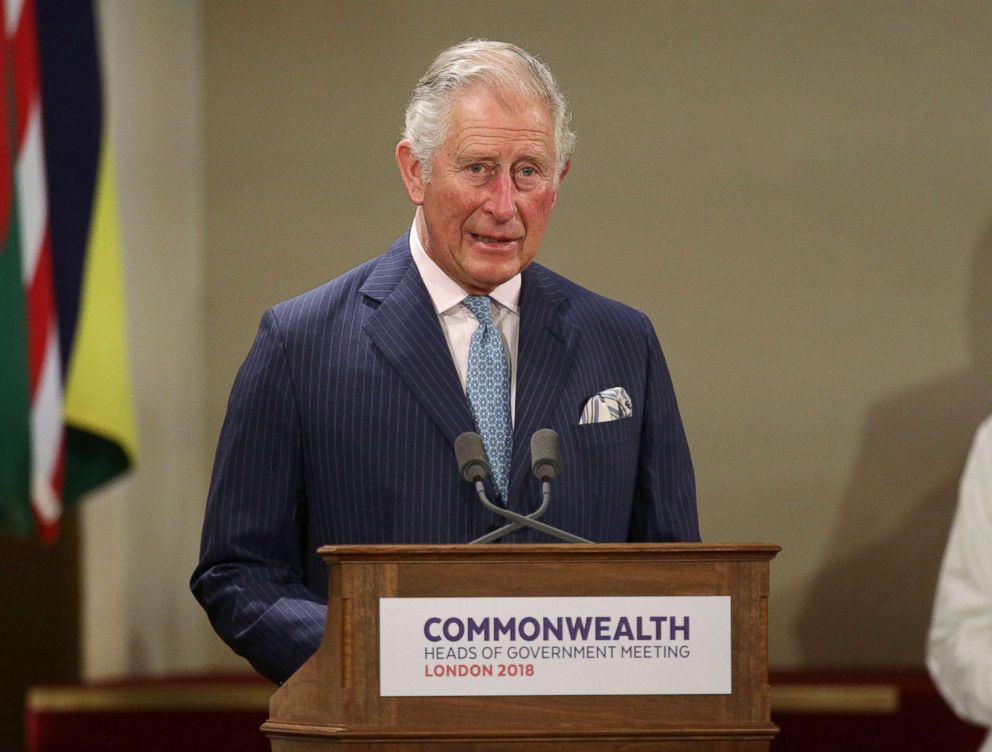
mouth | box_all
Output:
[469,232,520,250]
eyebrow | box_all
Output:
[454,151,552,169]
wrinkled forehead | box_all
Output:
[449,129,555,170]
[445,83,554,140]
[465,77,550,113]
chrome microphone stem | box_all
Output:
[470,481,551,544]
[469,479,590,544]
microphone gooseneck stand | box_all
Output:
[455,430,592,544]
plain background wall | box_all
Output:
[81,0,231,678]
[80,0,992,680]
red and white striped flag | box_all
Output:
[0,0,137,540]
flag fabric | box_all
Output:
[0,0,137,541]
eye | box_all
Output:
[515,165,543,189]
[468,163,486,175]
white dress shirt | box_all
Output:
[408,218,520,423]
[928,415,992,751]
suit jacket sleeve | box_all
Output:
[629,320,700,542]
[191,309,325,684]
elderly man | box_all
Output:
[192,40,699,684]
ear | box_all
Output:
[396,140,426,205]
[550,159,571,209]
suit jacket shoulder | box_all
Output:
[265,234,413,342]
[523,262,655,335]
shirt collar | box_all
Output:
[409,215,521,316]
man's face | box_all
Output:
[397,86,569,295]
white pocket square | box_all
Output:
[579,387,633,424]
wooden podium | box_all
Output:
[262,543,779,750]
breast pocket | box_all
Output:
[551,417,640,542]
[567,414,639,447]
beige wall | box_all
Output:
[83,0,242,678]
[86,0,992,676]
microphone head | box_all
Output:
[530,428,561,481]
[455,432,490,482]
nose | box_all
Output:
[484,171,516,222]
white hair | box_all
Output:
[403,39,576,182]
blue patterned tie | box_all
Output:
[463,295,512,502]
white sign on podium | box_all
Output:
[379,595,731,697]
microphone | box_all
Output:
[455,432,490,483]
[464,428,591,544]
[530,428,560,481]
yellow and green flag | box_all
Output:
[0,0,137,541]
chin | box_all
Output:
[475,265,519,288]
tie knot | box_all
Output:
[463,295,494,325]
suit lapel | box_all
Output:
[509,264,577,506]
[361,237,476,448]
[361,243,577,508]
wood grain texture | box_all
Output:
[266,543,778,750]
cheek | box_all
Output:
[447,200,480,232]
[433,208,468,242]
[522,195,557,231]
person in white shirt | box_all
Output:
[928,415,992,750]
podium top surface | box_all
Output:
[317,542,780,564]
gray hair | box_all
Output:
[403,39,576,183]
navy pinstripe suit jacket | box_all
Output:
[191,233,698,682]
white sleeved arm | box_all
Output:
[927,417,992,729]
